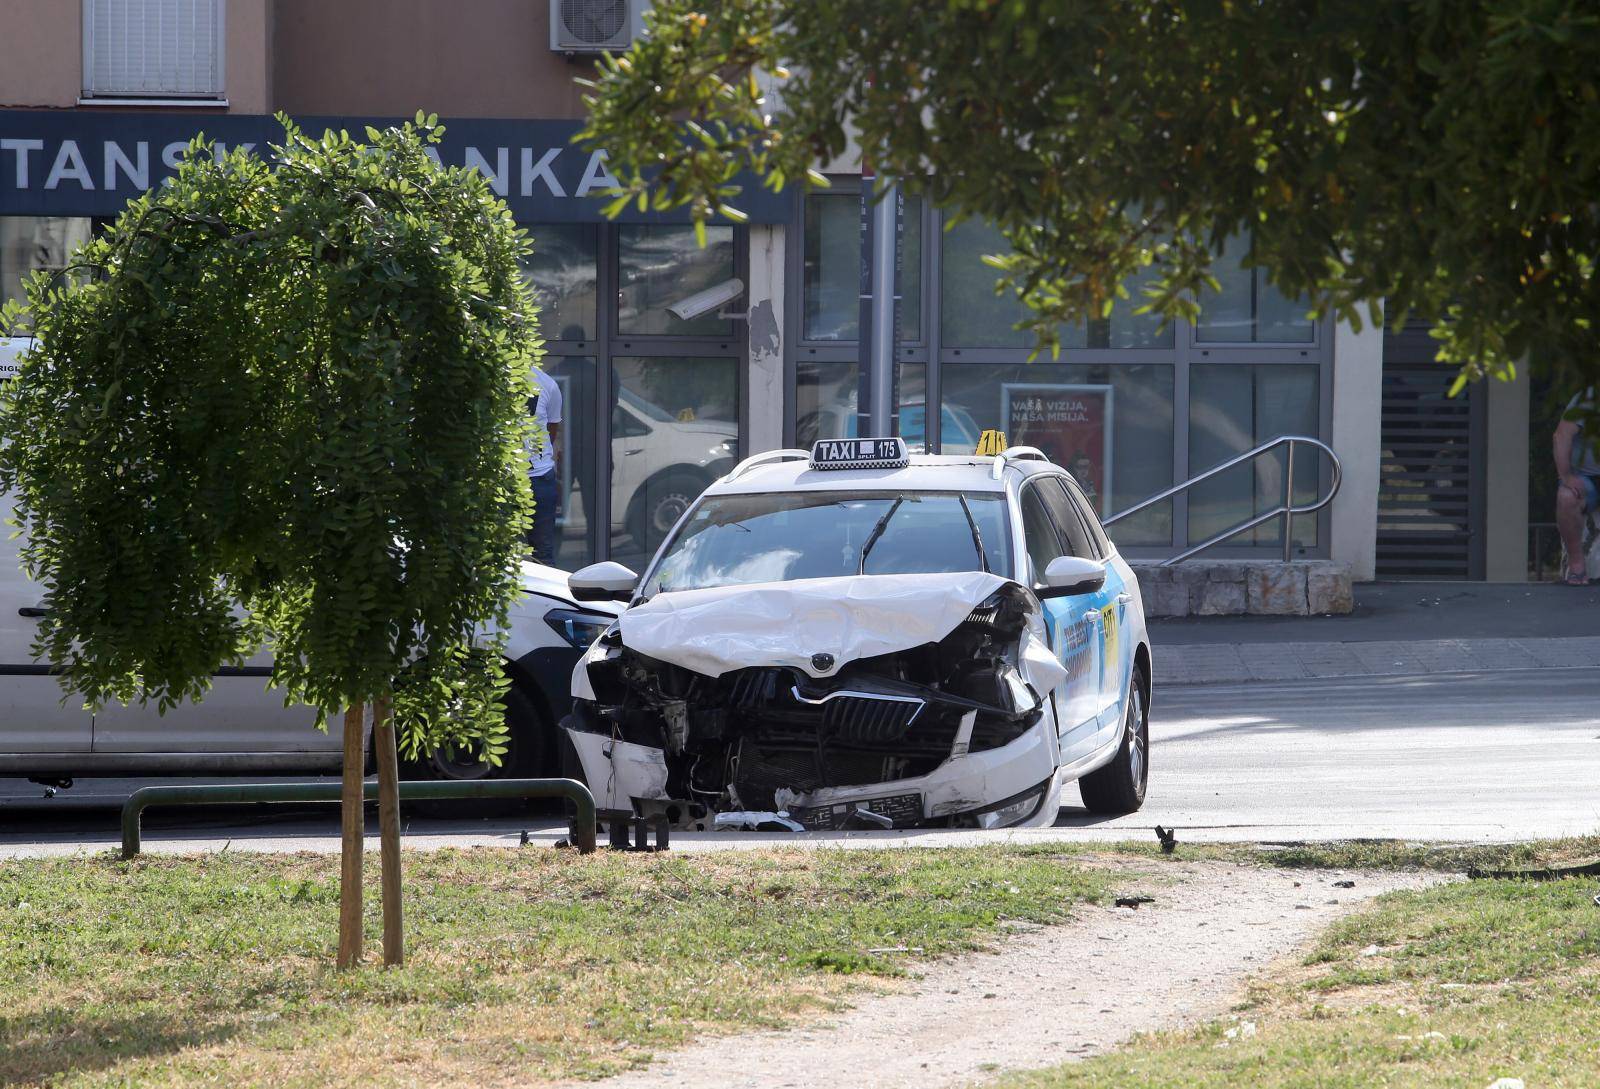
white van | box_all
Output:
[0,487,620,786]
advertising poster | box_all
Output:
[1002,383,1114,515]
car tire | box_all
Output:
[1077,667,1148,814]
[628,469,704,550]
[403,684,552,812]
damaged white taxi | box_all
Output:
[561,437,1151,831]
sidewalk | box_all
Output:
[1152,581,1600,685]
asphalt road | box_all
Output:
[2,667,1596,857]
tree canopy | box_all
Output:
[0,116,539,759]
[580,0,1599,390]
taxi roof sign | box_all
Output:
[809,436,909,471]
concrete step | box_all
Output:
[1132,559,1352,618]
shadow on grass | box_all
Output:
[0,1004,243,1086]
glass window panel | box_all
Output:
[792,362,930,449]
[801,191,922,342]
[938,361,1175,546]
[1189,363,1321,549]
[1255,271,1315,343]
[520,224,597,341]
[531,356,597,570]
[1195,235,1314,343]
[940,219,1034,348]
[1,216,93,334]
[610,356,739,571]
[941,218,1172,349]
[1062,475,1113,557]
[1018,485,1064,587]
[1039,477,1098,560]
[617,224,736,336]
[1104,263,1174,348]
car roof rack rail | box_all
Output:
[724,448,811,482]
[990,446,1051,479]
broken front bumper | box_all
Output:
[563,712,1060,831]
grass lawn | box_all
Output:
[996,875,1600,1088]
[0,847,1109,1087]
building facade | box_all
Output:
[0,0,1535,580]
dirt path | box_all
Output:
[578,859,1441,1089]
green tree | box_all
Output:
[579,0,1600,390]
[0,115,540,967]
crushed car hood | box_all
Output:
[620,572,1026,679]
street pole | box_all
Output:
[857,168,902,439]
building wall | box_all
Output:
[0,0,272,112]
[1483,367,1531,580]
[0,1,82,108]
[271,0,593,118]
[228,0,273,113]
[1330,309,1384,581]
[1,1,1436,576]
[747,225,787,454]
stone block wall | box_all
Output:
[1130,560,1355,618]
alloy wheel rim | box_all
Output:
[429,745,494,781]
[651,492,692,534]
[1128,688,1147,788]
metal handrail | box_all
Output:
[1104,435,1342,565]
[119,777,598,858]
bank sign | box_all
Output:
[0,111,790,224]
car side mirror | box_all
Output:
[569,561,640,603]
[1039,555,1106,598]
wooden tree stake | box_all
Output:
[336,701,366,969]
[374,693,404,967]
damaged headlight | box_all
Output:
[969,783,1047,829]
[545,609,615,649]
[965,583,1036,629]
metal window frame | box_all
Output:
[81,0,227,101]
[529,221,749,565]
[535,220,749,565]
[783,197,1338,560]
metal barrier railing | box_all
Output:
[120,777,597,858]
[1104,435,1342,566]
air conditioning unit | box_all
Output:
[550,0,648,53]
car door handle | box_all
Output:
[18,606,49,618]
[1117,593,1132,604]
[1082,610,1100,623]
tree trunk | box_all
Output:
[336,702,366,969]
[373,694,404,967]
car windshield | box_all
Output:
[646,490,1013,594]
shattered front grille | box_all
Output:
[819,694,923,743]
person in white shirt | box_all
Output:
[527,367,564,565]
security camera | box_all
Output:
[666,278,746,322]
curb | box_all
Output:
[1155,636,1600,686]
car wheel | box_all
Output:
[629,470,704,549]
[404,685,551,812]
[1077,667,1148,814]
